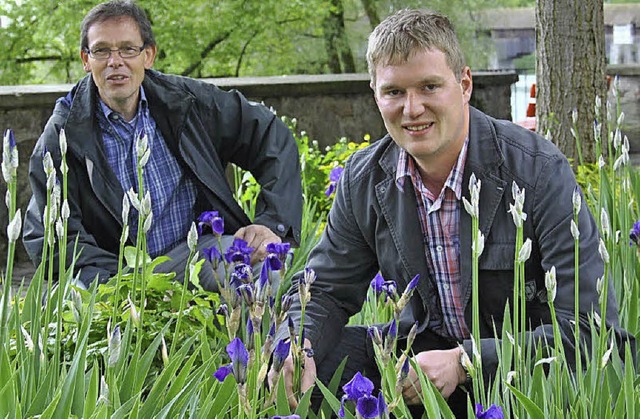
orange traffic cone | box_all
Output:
[525,83,536,118]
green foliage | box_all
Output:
[1,0,535,85]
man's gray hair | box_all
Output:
[366,9,466,83]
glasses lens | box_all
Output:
[119,47,139,58]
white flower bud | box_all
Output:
[127,188,141,211]
[121,194,130,224]
[60,159,68,176]
[518,238,532,263]
[7,209,22,243]
[617,112,625,127]
[61,200,70,221]
[571,219,580,240]
[99,375,109,404]
[598,155,606,169]
[570,127,578,139]
[506,371,517,385]
[598,239,609,264]
[473,232,485,257]
[142,191,151,216]
[572,108,578,125]
[601,339,614,369]
[462,197,476,218]
[43,152,54,176]
[108,325,121,367]
[136,133,148,159]
[139,147,151,168]
[613,129,622,150]
[59,129,67,155]
[187,222,198,252]
[596,276,604,296]
[55,218,64,240]
[128,295,140,326]
[545,266,557,303]
[593,311,602,328]
[21,326,34,352]
[5,190,10,210]
[46,171,56,191]
[161,336,169,366]
[600,208,610,240]
[143,211,153,233]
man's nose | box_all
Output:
[107,52,124,67]
[403,91,424,118]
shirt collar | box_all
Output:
[395,137,469,200]
[98,86,148,122]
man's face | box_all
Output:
[81,16,156,118]
[372,48,472,171]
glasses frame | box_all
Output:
[85,45,146,60]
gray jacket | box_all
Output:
[288,106,631,379]
[23,70,302,287]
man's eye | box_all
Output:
[385,90,401,97]
[92,48,109,54]
[424,84,437,91]
[122,47,137,53]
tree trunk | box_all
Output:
[536,0,605,165]
[360,0,380,30]
[323,0,356,73]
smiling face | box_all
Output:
[372,48,472,176]
[81,16,156,120]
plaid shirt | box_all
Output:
[97,87,197,257]
[395,140,470,340]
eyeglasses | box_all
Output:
[86,45,146,60]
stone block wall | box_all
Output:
[0,71,516,267]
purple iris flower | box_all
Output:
[325,166,344,197]
[387,319,397,340]
[202,246,222,268]
[370,272,385,294]
[197,211,224,236]
[629,221,640,247]
[270,416,301,419]
[475,403,504,419]
[213,364,233,382]
[237,283,255,306]
[356,394,379,418]
[266,254,282,271]
[4,129,15,148]
[339,372,375,417]
[246,319,255,351]
[272,339,291,373]
[382,281,398,300]
[227,337,249,384]
[224,238,254,265]
[266,242,291,258]
[406,274,420,292]
[231,263,253,284]
[377,391,387,418]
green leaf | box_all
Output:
[505,383,545,419]
[315,378,354,418]
[83,361,100,419]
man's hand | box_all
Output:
[402,347,467,405]
[267,339,316,409]
[234,224,281,265]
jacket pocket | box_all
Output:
[478,243,515,334]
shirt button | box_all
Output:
[451,318,457,324]
[277,224,286,232]
[436,245,443,252]
[443,284,450,291]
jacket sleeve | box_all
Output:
[207,89,303,245]
[464,153,635,382]
[276,155,379,364]
[22,110,117,288]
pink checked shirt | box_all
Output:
[395,140,470,340]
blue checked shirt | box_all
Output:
[97,87,197,257]
[395,139,470,340]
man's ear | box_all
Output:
[460,66,473,103]
[80,50,91,73]
[143,45,157,69]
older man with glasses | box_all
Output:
[23,0,302,290]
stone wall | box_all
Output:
[608,65,640,154]
[0,71,516,266]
